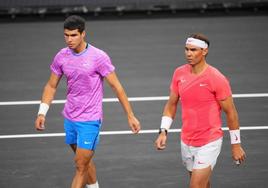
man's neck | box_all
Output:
[73,41,87,53]
[191,61,208,75]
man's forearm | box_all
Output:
[41,83,57,105]
[163,102,177,119]
[114,85,134,117]
[226,109,240,130]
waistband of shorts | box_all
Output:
[64,118,101,124]
[181,137,223,148]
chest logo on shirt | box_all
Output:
[82,62,91,67]
[199,83,208,87]
[180,78,186,83]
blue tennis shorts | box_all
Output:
[64,118,101,151]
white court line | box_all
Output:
[0,93,268,106]
[0,126,268,139]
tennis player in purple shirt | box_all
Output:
[35,15,141,188]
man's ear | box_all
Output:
[82,31,86,38]
[203,48,208,56]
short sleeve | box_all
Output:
[213,73,232,100]
[170,69,180,96]
[96,51,115,77]
[50,54,63,77]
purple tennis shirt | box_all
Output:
[50,44,115,121]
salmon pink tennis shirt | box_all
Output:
[50,44,115,122]
[170,64,232,146]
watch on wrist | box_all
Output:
[159,128,167,135]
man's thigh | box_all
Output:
[75,148,94,165]
[190,166,212,187]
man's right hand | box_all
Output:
[35,115,46,131]
[155,133,167,150]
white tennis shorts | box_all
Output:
[181,137,223,171]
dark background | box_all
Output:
[0,0,268,187]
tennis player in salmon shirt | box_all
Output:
[155,33,246,188]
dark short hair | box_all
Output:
[64,15,85,33]
[189,33,210,48]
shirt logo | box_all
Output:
[197,161,205,164]
[82,62,90,67]
[199,83,207,87]
[180,78,186,83]
[84,141,92,145]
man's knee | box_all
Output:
[190,177,210,188]
[74,149,94,174]
[74,159,88,176]
[190,180,209,188]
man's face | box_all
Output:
[64,29,85,50]
[185,44,208,66]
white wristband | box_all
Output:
[229,129,241,144]
[38,103,49,116]
[160,116,173,130]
